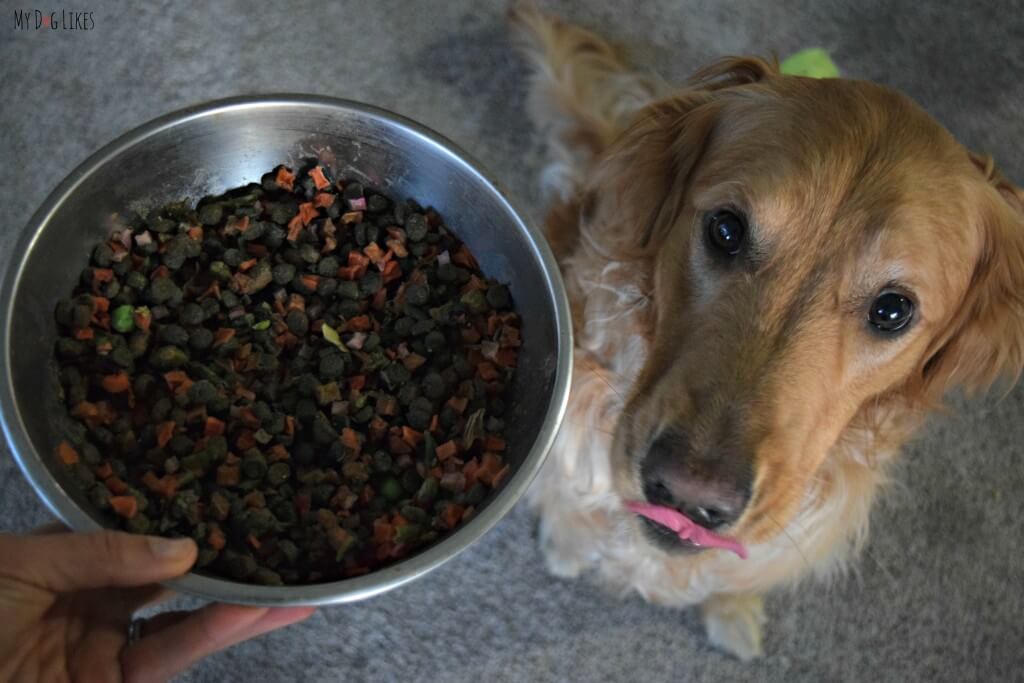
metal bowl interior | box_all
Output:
[0,96,571,606]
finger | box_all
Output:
[121,604,315,683]
[31,521,69,535]
[0,530,197,592]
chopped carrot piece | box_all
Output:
[440,503,465,529]
[72,327,94,340]
[95,462,113,479]
[163,370,193,395]
[109,495,138,519]
[204,416,225,437]
[57,441,79,465]
[298,202,318,226]
[314,191,335,208]
[341,427,361,451]
[295,492,312,515]
[213,328,236,346]
[492,465,511,488]
[347,315,371,331]
[309,166,330,190]
[235,430,256,450]
[275,166,295,191]
[92,268,114,285]
[452,245,479,269]
[299,274,320,291]
[267,444,290,462]
[348,375,366,392]
[496,348,519,367]
[284,415,296,436]
[341,211,363,224]
[373,517,394,545]
[430,414,439,432]
[337,265,361,280]
[401,426,423,447]
[238,258,257,272]
[382,259,401,284]
[105,476,129,495]
[156,421,176,448]
[477,453,505,486]
[246,242,268,257]
[133,308,151,331]
[91,296,110,315]
[371,287,387,310]
[402,353,426,372]
[187,225,203,241]
[436,440,459,461]
[208,526,226,551]
[100,372,131,394]
[484,435,506,452]
[363,242,385,263]
[150,265,170,281]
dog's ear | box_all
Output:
[579,57,778,259]
[916,153,1024,400]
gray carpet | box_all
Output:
[2,1,1023,681]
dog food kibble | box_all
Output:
[52,161,520,584]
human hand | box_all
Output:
[0,527,315,682]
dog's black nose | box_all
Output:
[640,428,752,530]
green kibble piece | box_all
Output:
[168,435,194,458]
[196,548,219,568]
[312,411,338,445]
[198,203,224,226]
[189,327,214,350]
[92,243,114,267]
[286,310,309,336]
[380,476,403,501]
[223,248,244,267]
[89,484,111,509]
[317,256,340,277]
[72,302,93,329]
[460,289,489,314]
[125,514,151,534]
[148,277,180,304]
[56,338,86,358]
[273,262,296,285]
[266,462,291,486]
[241,452,268,480]
[71,462,95,486]
[336,280,360,299]
[405,283,430,306]
[151,345,189,369]
[372,451,393,473]
[400,505,428,525]
[437,263,459,283]
[251,568,284,586]
[111,304,136,333]
[209,261,232,282]
[424,330,446,353]
[394,523,422,545]
[405,214,428,241]
[188,379,217,405]
[319,354,346,380]
[125,270,148,291]
[486,284,511,310]
[207,435,228,460]
[359,271,382,296]
[223,551,259,580]
[179,302,205,326]
[422,372,446,400]
[110,346,135,369]
[182,450,212,473]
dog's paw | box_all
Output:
[701,593,766,661]
[538,518,595,579]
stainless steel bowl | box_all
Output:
[0,95,571,606]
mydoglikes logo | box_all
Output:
[13,8,95,30]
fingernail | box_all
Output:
[149,536,194,559]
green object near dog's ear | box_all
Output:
[780,48,840,78]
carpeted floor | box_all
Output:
[2,1,1023,681]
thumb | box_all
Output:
[0,530,197,592]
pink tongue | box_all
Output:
[627,501,748,559]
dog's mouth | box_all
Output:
[627,501,748,559]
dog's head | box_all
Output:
[584,58,1024,552]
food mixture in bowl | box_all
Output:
[51,160,521,585]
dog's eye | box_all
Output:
[869,291,914,333]
[706,210,746,256]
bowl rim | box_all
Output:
[0,94,573,606]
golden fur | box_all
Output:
[511,6,1024,659]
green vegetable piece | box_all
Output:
[321,323,349,353]
[380,476,403,501]
[111,304,135,333]
[780,48,840,79]
[462,408,486,450]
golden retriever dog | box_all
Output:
[511,6,1024,659]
